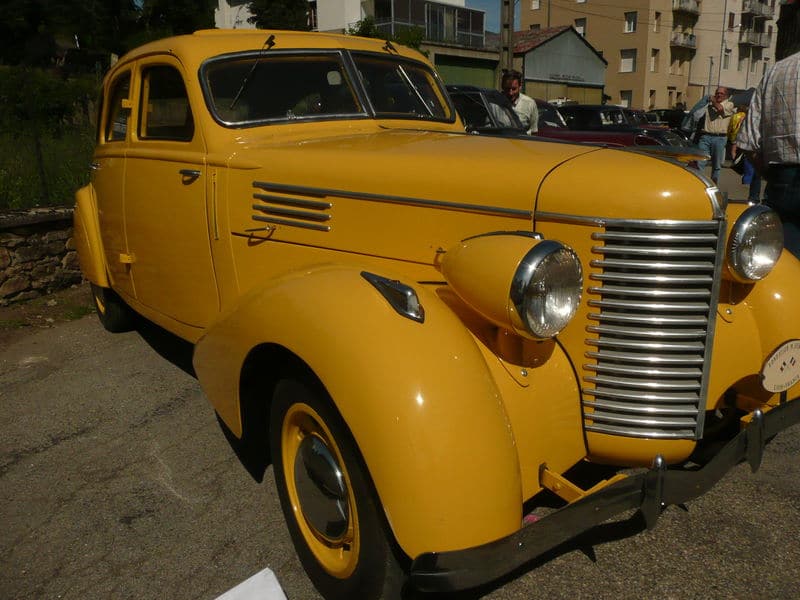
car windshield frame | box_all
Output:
[199,49,455,128]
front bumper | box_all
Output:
[409,394,800,593]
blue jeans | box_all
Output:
[741,157,761,202]
[765,165,800,260]
[696,134,727,183]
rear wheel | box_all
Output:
[270,371,405,600]
[90,283,134,332]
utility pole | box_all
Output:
[500,0,513,73]
[707,56,714,97]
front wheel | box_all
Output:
[90,284,134,332]
[270,370,406,600]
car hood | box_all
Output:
[223,125,599,216]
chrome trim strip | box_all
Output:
[587,298,710,312]
[252,215,331,232]
[588,285,711,298]
[253,180,531,218]
[586,324,707,339]
[253,192,332,210]
[590,272,713,284]
[536,212,721,228]
[252,204,331,222]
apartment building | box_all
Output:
[520,0,778,110]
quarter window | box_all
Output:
[138,66,194,141]
[105,72,131,142]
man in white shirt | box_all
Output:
[501,70,538,134]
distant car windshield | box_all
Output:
[201,51,452,126]
[449,89,523,131]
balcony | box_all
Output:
[672,0,700,16]
[742,0,774,19]
[670,32,697,49]
[738,30,772,47]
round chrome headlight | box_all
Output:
[727,205,783,282]
[511,240,583,338]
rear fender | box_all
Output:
[73,184,109,287]
[193,264,522,557]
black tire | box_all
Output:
[90,283,134,333]
[270,370,406,600]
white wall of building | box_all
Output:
[215,0,255,29]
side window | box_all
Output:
[138,65,194,141]
[105,72,131,142]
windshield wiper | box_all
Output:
[230,34,276,110]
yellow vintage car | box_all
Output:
[74,29,800,598]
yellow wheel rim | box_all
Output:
[93,289,107,315]
[281,402,360,578]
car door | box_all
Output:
[93,69,135,301]
[123,57,218,328]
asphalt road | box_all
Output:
[1,312,799,600]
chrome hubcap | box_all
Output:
[294,435,349,540]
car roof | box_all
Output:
[111,29,427,72]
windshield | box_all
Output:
[351,53,452,121]
[203,52,363,125]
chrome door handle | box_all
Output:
[179,169,201,180]
[89,162,100,170]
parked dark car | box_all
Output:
[556,104,689,146]
[647,107,689,129]
[446,84,526,135]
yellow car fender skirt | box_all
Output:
[73,185,109,288]
[193,264,523,558]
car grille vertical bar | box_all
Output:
[582,220,725,440]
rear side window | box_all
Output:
[138,66,194,141]
[105,72,131,142]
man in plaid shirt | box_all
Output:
[737,51,800,258]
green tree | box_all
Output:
[347,16,425,51]
[247,0,310,30]
[0,67,95,205]
[137,0,215,42]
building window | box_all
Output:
[529,24,541,30]
[649,89,656,109]
[738,48,747,72]
[723,49,731,70]
[624,12,637,33]
[620,90,633,107]
[751,49,762,73]
[728,12,735,31]
[650,48,659,72]
[574,18,586,36]
[576,0,586,3]
[531,0,540,9]
[653,12,661,33]
[620,49,637,73]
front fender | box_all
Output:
[708,250,800,406]
[193,264,522,557]
[73,184,109,287]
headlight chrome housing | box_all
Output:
[440,234,583,340]
[510,241,583,338]
[727,205,783,282]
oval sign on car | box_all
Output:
[761,339,800,393]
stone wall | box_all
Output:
[0,208,82,306]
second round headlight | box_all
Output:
[727,205,783,282]
[511,240,583,338]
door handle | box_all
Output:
[89,162,100,171]
[179,169,201,182]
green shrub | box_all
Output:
[0,66,97,210]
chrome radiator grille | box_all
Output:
[582,220,724,440]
